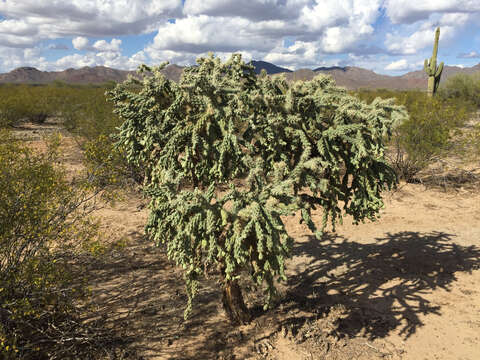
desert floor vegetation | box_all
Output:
[0,61,479,359]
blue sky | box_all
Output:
[0,1,479,75]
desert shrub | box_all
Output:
[49,84,143,189]
[108,53,406,324]
[0,82,139,190]
[0,130,109,358]
[0,85,30,127]
[71,95,144,189]
[354,89,471,181]
[82,134,144,190]
[0,83,120,134]
[0,85,61,127]
[60,86,121,140]
[438,72,480,107]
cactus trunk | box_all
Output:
[222,280,251,324]
[427,77,436,97]
[424,27,444,97]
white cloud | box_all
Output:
[146,0,383,69]
[72,36,90,50]
[53,49,146,71]
[320,25,374,53]
[145,14,281,61]
[385,59,409,71]
[55,53,97,69]
[130,51,147,65]
[183,0,308,21]
[384,0,480,24]
[72,37,122,53]
[299,0,380,33]
[0,0,182,46]
[0,0,479,75]
[385,25,456,55]
[458,51,480,58]
[48,43,69,50]
[344,53,425,74]
[92,39,122,52]
[0,19,37,37]
[0,46,49,72]
[439,12,471,26]
[298,0,381,53]
[263,40,318,69]
[384,9,475,56]
[298,1,349,31]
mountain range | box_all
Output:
[1,61,479,90]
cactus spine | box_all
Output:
[424,27,444,97]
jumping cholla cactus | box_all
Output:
[424,27,444,97]
[108,53,407,324]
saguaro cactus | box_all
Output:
[424,27,444,97]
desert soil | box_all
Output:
[13,120,480,360]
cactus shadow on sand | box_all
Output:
[281,231,480,340]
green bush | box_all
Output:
[46,83,141,188]
[82,134,144,190]
[439,72,480,107]
[354,89,471,181]
[0,130,103,358]
[0,83,120,136]
[0,85,62,127]
[0,82,140,191]
[59,87,121,140]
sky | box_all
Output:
[0,0,480,75]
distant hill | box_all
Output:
[0,64,185,84]
[0,66,132,84]
[400,63,480,81]
[248,60,293,75]
[1,61,479,90]
[274,63,480,90]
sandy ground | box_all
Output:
[13,120,480,360]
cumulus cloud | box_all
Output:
[384,9,475,56]
[385,59,409,71]
[183,0,307,21]
[385,24,457,55]
[263,40,319,69]
[0,0,182,44]
[0,18,39,47]
[92,39,122,52]
[53,49,146,71]
[72,36,90,50]
[144,14,282,63]
[320,25,374,53]
[384,0,480,24]
[1,0,479,74]
[344,53,425,74]
[439,12,472,26]
[55,54,97,69]
[458,51,480,58]
[0,19,37,37]
[146,0,383,68]
[297,0,381,53]
[299,0,380,33]
[0,35,138,72]
[72,37,122,53]
[48,43,69,50]
[0,46,49,72]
